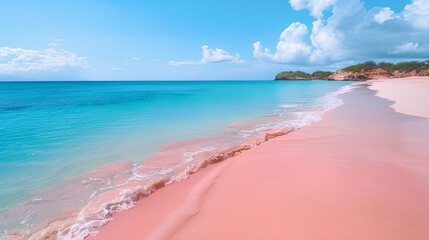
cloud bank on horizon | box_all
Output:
[253,0,429,65]
[0,43,86,74]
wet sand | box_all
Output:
[89,81,429,240]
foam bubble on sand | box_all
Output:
[285,83,357,129]
[184,147,216,163]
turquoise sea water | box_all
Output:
[0,80,350,237]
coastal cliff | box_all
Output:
[275,61,429,81]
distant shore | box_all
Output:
[275,61,429,81]
[88,77,429,240]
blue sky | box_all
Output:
[0,0,427,80]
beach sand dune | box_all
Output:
[89,80,429,240]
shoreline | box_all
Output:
[2,82,352,239]
[89,78,429,240]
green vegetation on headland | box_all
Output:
[311,71,335,79]
[276,71,310,79]
[342,60,429,73]
[275,60,429,81]
[275,70,333,80]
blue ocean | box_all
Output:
[0,80,350,238]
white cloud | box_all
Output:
[373,7,395,23]
[392,42,420,54]
[308,23,340,63]
[289,0,337,18]
[402,0,429,30]
[253,22,312,63]
[133,57,140,61]
[111,67,123,71]
[254,0,429,65]
[170,46,243,66]
[0,44,86,74]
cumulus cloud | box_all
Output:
[373,7,396,23]
[254,0,429,65]
[0,44,86,74]
[133,57,140,61]
[111,67,124,71]
[402,0,429,30]
[289,0,337,18]
[170,46,243,66]
[253,22,311,63]
[392,42,420,54]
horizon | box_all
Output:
[1,59,428,82]
[1,0,428,81]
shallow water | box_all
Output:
[0,80,350,237]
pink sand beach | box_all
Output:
[88,78,429,240]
